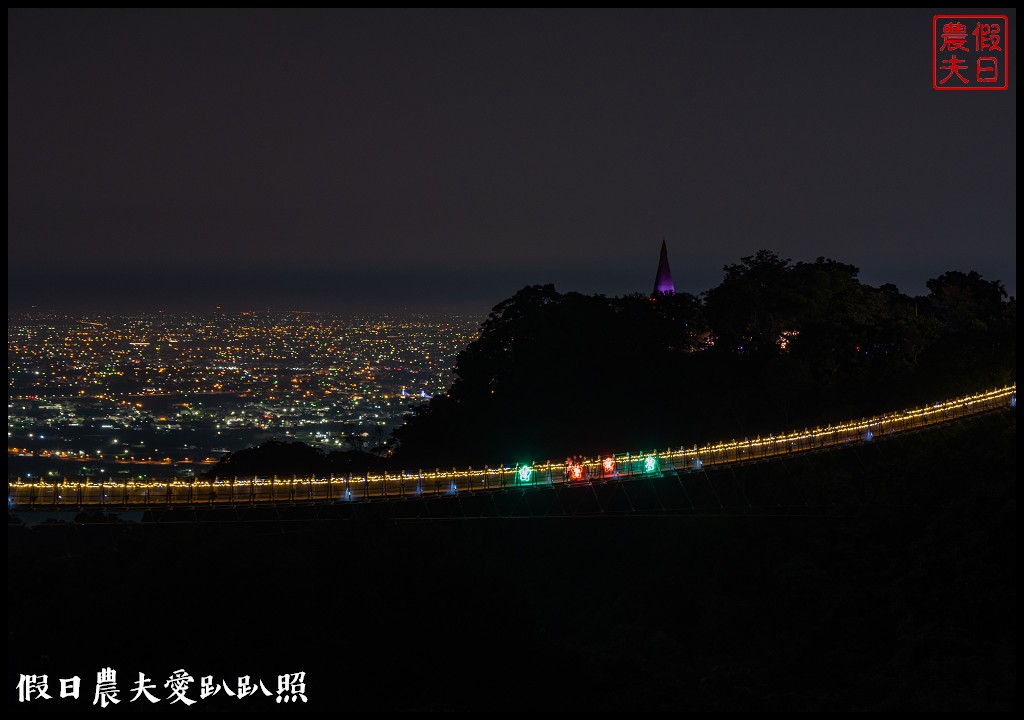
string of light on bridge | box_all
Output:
[6,385,1016,507]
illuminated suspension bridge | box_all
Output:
[6,385,1016,511]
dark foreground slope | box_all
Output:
[8,413,1015,712]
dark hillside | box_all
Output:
[8,412,1015,711]
[393,257,1015,470]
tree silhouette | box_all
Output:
[391,252,1014,469]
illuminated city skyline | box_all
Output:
[8,311,481,479]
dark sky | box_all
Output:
[7,8,1017,313]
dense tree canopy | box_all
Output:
[392,252,1015,468]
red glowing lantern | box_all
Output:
[602,457,615,474]
[568,462,584,481]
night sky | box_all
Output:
[7,8,1017,313]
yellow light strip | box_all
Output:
[7,385,1015,501]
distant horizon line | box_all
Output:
[7,307,492,317]
[7,251,1017,315]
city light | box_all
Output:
[7,311,481,480]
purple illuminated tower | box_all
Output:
[652,240,676,296]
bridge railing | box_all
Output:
[6,385,1015,509]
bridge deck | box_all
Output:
[7,385,1015,510]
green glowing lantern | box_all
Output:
[518,465,533,483]
[644,455,658,473]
